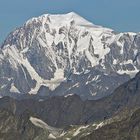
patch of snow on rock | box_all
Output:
[10,83,20,93]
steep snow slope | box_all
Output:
[0,12,140,99]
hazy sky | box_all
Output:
[0,0,140,44]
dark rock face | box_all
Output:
[0,71,140,139]
[0,95,88,127]
[0,71,139,128]
[0,13,140,100]
[77,108,140,140]
[50,69,130,100]
[0,108,48,140]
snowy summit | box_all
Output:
[0,12,140,99]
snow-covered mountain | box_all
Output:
[0,12,140,99]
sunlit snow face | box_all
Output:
[0,12,139,100]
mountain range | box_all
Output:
[1,12,140,100]
[1,12,140,140]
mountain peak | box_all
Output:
[25,12,103,29]
[1,12,139,100]
[66,11,78,15]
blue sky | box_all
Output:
[0,0,140,44]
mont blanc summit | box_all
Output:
[0,12,140,99]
